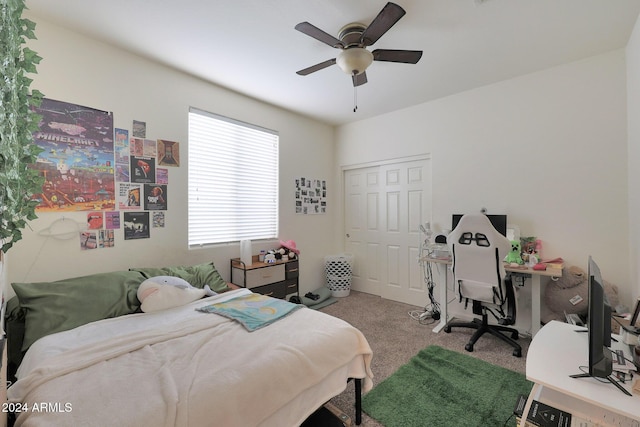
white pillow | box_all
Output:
[137,276,207,313]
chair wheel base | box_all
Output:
[444,316,521,357]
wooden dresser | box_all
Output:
[230,256,299,299]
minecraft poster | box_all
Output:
[30,98,115,212]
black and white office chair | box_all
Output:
[443,213,522,357]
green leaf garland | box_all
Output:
[0,0,44,253]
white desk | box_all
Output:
[521,321,639,427]
[423,256,562,337]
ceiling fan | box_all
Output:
[295,2,423,88]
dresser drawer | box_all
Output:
[233,264,285,289]
[253,282,287,299]
[284,279,298,295]
[285,261,299,279]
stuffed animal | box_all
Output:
[542,265,620,323]
[267,239,300,261]
[137,275,216,313]
[279,239,299,260]
[504,240,524,265]
[268,247,287,260]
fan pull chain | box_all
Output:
[353,86,358,112]
[353,72,358,112]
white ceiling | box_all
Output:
[25,0,640,126]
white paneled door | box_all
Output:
[344,157,431,306]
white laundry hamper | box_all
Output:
[325,253,353,297]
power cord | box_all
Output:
[409,260,441,324]
[408,306,440,324]
[502,413,515,427]
[423,261,441,320]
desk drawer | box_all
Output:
[238,264,285,288]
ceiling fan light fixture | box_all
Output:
[336,48,373,75]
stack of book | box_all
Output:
[542,257,565,270]
[513,395,572,427]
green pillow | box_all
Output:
[12,270,145,351]
[131,261,228,293]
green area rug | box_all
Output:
[362,345,532,427]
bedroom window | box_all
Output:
[188,108,279,246]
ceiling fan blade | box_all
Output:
[296,58,337,76]
[360,2,406,47]
[352,72,368,87]
[372,49,423,64]
[295,22,344,48]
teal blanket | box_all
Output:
[196,293,303,331]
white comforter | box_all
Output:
[8,289,373,427]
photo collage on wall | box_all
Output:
[295,177,327,214]
[30,98,180,249]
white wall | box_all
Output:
[627,14,640,302]
[6,16,339,293]
[336,50,631,309]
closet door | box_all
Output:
[344,157,431,305]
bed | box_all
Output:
[4,263,373,426]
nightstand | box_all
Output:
[230,256,299,299]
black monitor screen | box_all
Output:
[570,257,630,395]
[587,256,613,378]
[631,298,640,329]
[452,214,507,237]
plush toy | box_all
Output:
[542,265,620,323]
[504,240,524,265]
[268,247,287,260]
[279,239,299,260]
[137,276,216,313]
[267,239,300,261]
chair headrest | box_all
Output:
[448,213,510,253]
[447,213,511,283]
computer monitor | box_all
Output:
[452,214,507,237]
[630,298,640,330]
[570,256,630,395]
[586,257,612,377]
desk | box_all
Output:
[521,321,639,427]
[422,256,562,337]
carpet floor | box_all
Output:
[319,290,531,427]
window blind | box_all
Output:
[188,108,279,246]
